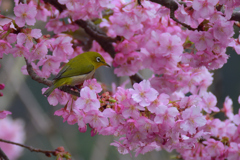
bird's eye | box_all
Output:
[96,57,101,62]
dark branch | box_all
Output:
[0,148,9,160]
[150,0,197,31]
[0,138,70,158]
[43,0,66,12]
[230,11,240,22]
[75,20,117,58]
[130,73,144,83]
[150,0,178,11]
[24,58,80,97]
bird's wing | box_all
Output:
[53,62,94,80]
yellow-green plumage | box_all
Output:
[43,51,110,97]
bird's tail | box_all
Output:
[43,85,57,97]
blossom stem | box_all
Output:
[0,138,56,157]
[0,148,9,160]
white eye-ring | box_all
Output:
[96,57,101,62]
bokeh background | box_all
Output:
[1,0,240,160]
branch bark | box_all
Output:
[0,138,70,158]
[0,148,9,160]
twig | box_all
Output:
[230,11,240,22]
[0,148,9,160]
[75,19,118,58]
[150,0,198,31]
[24,58,80,97]
[0,138,55,157]
[130,73,144,83]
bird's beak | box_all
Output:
[105,63,111,68]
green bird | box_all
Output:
[43,51,110,97]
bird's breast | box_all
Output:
[70,70,95,86]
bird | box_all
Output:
[43,51,110,97]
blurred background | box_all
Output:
[1,0,240,160]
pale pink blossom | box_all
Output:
[122,99,144,119]
[83,79,102,93]
[203,139,225,157]
[14,3,37,27]
[52,36,74,58]
[192,0,218,18]
[74,109,87,132]
[85,110,109,130]
[154,105,179,126]
[75,87,100,112]
[223,96,234,120]
[0,40,11,58]
[201,92,219,113]
[180,105,207,134]
[0,110,11,119]
[228,142,240,160]
[17,29,42,49]
[189,31,214,51]
[130,80,158,107]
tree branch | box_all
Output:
[0,138,70,159]
[0,148,9,160]
[24,58,80,97]
[75,20,118,58]
[231,11,240,22]
[130,73,144,83]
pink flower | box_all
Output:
[6,33,17,44]
[111,141,130,155]
[135,142,161,157]
[0,110,11,119]
[58,0,81,10]
[158,33,183,57]
[0,40,12,58]
[75,87,100,112]
[83,79,102,93]
[213,20,234,41]
[9,44,29,58]
[154,105,179,126]
[103,108,125,127]
[74,109,87,132]
[130,80,158,107]
[122,99,144,119]
[189,31,214,51]
[109,12,143,39]
[223,96,234,120]
[85,110,109,130]
[136,117,159,134]
[148,93,169,113]
[201,92,219,113]
[30,41,48,61]
[203,139,225,157]
[17,29,42,49]
[38,55,63,78]
[14,3,37,27]
[114,87,131,105]
[228,142,240,160]
[54,108,70,122]
[180,105,207,134]
[192,0,218,18]
[52,36,74,58]
[42,88,69,106]
[35,6,51,22]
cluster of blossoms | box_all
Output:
[1,0,240,159]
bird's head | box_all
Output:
[88,51,111,68]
